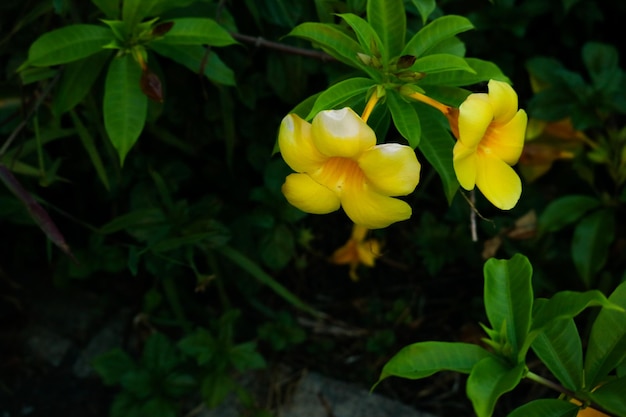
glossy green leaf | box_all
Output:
[402,15,473,58]
[103,53,147,165]
[201,372,234,409]
[337,13,384,61]
[530,290,618,334]
[507,399,579,417]
[386,90,421,148]
[69,110,110,191]
[410,0,436,24]
[26,24,113,67]
[483,254,534,358]
[149,43,235,86]
[288,22,375,77]
[466,356,526,417]
[305,77,375,120]
[155,18,236,46]
[538,195,601,234]
[122,0,146,30]
[415,103,458,203]
[588,376,626,417]
[419,58,509,86]
[531,310,583,391]
[91,0,119,18]
[377,341,490,384]
[144,0,197,17]
[571,208,615,287]
[411,53,475,74]
[367,0,405,60]
[53,50,111,116]
[585,281,626,388]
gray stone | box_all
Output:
[201,368,436,417]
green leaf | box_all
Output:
[216,245,321,317]
[26,24,113,67]
[419,58,509,86]
[531,311,583,391]
[367,0,405,60]
[122,0,147,31]
[91,0,119,18]
[410,0,436,24]
[588,375,626,417]
[288,22,375,77]
[141,332,180,374]
[229,341,266,372]
[582,42,621,93]
[466,357,526,417]
[538,195,601,234]
[120,369,153,398]
[571,208,615,287]
[149,43,235,86]
[507,399,579,417]
[585,281,626,388]
[376,341,490,385]
[103,53,147,165]
[411,53,475,74]
[530,290,619,334]
[260,224,295,270]
[483,254,534,359]
[154,18,236,46]
[140,398,177,417]
[178,328,218,366]
[386,89,421,148]
[337,13,384,61]
[69,110,111,191]
[201,372,235,409]
[402,15,473,58]
[163,373,196,398]
[99,208,166,235]
[53,50,112,116]
[92,348,136,386]
[415,103,458,203]
[305,77,375,120]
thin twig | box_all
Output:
[231,32,335,61]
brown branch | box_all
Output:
[231,32,336,62]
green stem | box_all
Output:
[525,371,616,417]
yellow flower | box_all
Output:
[330,224,381,281]
[278,107,421,229]
[451,80,528,210]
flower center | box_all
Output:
[313,157,364,194]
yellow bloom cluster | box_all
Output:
[278,107,421,229]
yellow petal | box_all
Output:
[475,154,522,210]
[486,109,528,164]
[458,95,493,148]
[488,80,518,123]
[278,114,327,173]
[330,240,358,265]
[341,185,412,229]
[358,144,421,196]
[357,239,380,267]
[312,108,376,158]
[453,142,478,190]
[282,173,340,214]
